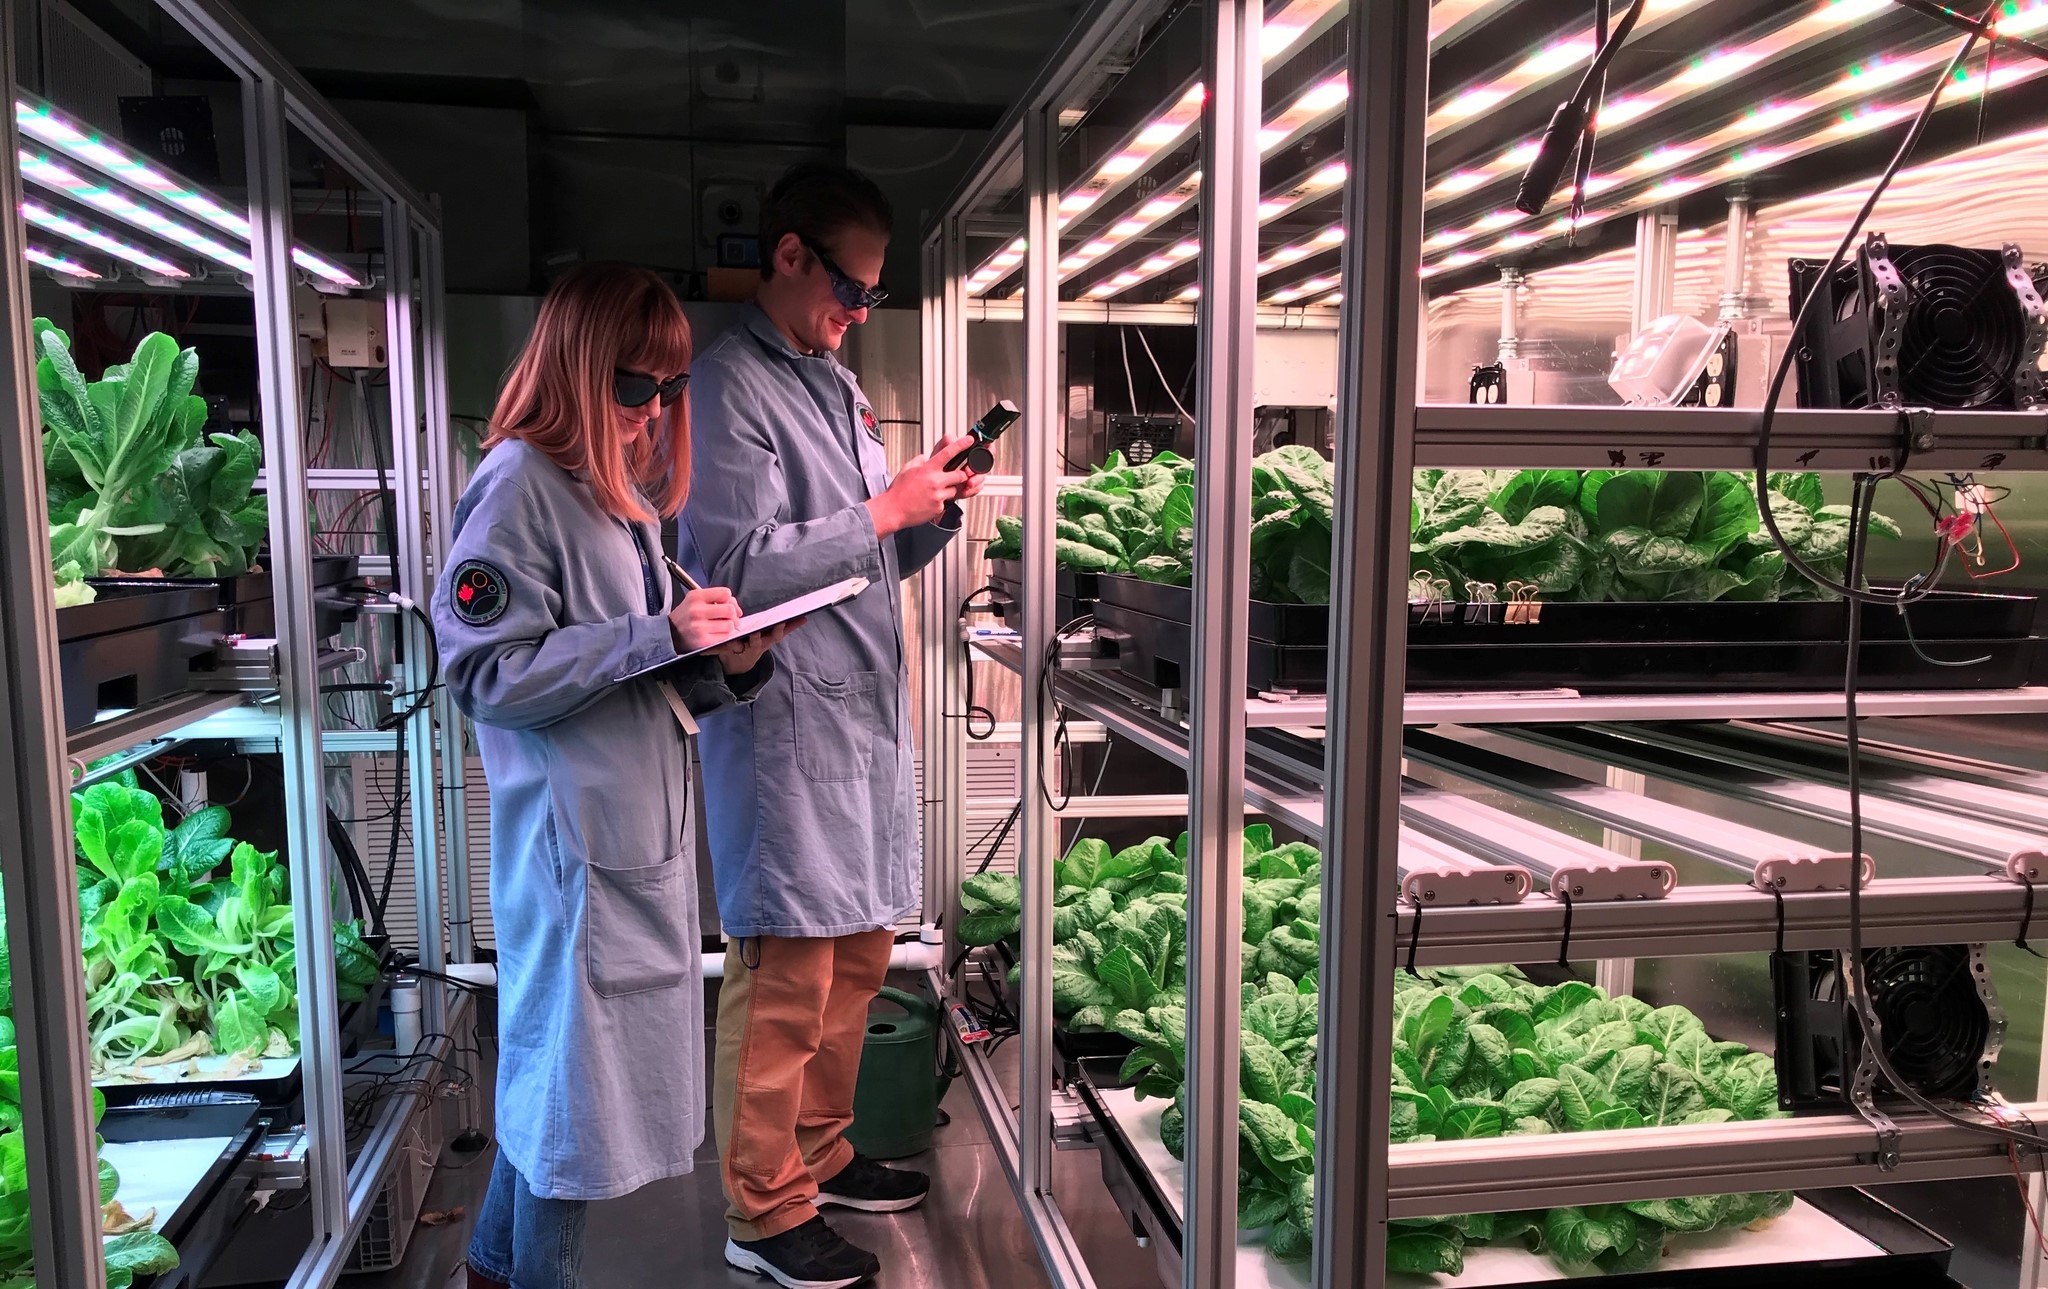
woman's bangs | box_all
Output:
[624,290,693,378]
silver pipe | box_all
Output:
[0,0,103,1276]
[381,207,446,1034]
[240,69,351,1249]
[1017,97,1060,1201]
[1497,266,1523,362]
[1317,0,1430,1279]
[1184,5,1258,1283]
[1719,187,1752,322]
[419,226,473,965]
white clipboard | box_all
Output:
[676,574,869,657]
[618,574,870,685]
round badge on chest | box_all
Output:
[857,403,881,443]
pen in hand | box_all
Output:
[664,555,704,593]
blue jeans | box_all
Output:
[468,1153,588,1289]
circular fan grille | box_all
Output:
[1890,245,2025,410]
[1863,945,1990,1099]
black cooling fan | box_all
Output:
[1774,945,2000,1112]
[1788,234,2048,412]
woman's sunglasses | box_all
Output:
[801,236,889,312]
[614,368,689,409]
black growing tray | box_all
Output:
[989,558,1098,626]
[57,583,227,729]
[1093,573,1328,645]
[1090,585,2039,696]
[147,554,363,637]
[1094,601,1328,692]
[101,1095,265,1289]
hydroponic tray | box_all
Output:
[1078,1070,1955,1289]
[57,583,228,729]
[156,553,363,637]
[1093,598,2038,696]
[1094,573,1328,645]
[101,1096,264,1287]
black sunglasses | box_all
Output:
[614,368,689,409]
[801,236,889,312]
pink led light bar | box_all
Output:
[1425,48,2048,277]
[25,244,99,279]
[21,200,186,277]
[1419,0,2013,209]
[19,150,254,274]
[15,97,360,287]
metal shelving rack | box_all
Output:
[0,2,468,1286]
[921,3,2048,1289]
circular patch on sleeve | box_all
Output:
[450,560,509,626]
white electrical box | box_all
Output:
[293,283,325,339]
[322,298,386,368]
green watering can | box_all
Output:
[846,986,954,1160]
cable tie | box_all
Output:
[2017,876,2047,960]
[1404,900,1423,978]
[1557,888,1576,970]
[1770,883,1788,959]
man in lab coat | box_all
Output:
[680,163,983,1289]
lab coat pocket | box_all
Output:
[583,849,693,998]
[791,671,878,783]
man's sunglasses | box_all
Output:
[802,236,889,312]
[614,368,689,409]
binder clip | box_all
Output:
[1504,580,1543,626]
[1464,581,1499,625]
[1408,572,1452,625]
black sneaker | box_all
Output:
[725,1216,879,1289]
[816,1152,930,1213]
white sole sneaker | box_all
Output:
[723,1239,868,1289]
[814,1189,927,1214]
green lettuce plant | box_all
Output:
[35,320,267,607]
[988,453,1900,607]
[70,779,379,1073]
[0,882,182,1289]
[958,831,1795,1278]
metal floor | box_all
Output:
[366,1001,1160,1289]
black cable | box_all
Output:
[1838,464,2048,1155]
[1514,0,1650,216]
[1754,11,1994,604]
[327,808,371,927]
[956,587,999,741]
[1038,613,1095,813]
[1568,0,1611,234]
[375,727,406,929]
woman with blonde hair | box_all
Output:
[435,261,795,1289]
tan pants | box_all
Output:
[713,929,894,1241]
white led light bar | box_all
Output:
[14,97,362,288]
[25,244,100,279]
[1425,0,1711,138]
[19,150,254,274]
[1428,47,2048,275]
[1421,0,1977,206]
[21,199,186,277]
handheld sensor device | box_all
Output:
[945,400,1021,474]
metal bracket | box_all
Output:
[1548,860,1677,902]
[1402,864,1532,907]
[1866,233,1908,410]
[2006,851,2048,883]
[1842,955,1904,1171]
[1753,852,1876,893]
[2004,243,2047,410]
[1971,942,2008,1099]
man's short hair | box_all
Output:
[759,163,893,280]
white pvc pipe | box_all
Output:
[701,935,946,981]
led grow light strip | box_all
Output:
[13,98,362,288]
[1421,0,1973,205]
[1420,35,1977,261]
[18,150,254,274]
[964,0,1357,297]
[1431,53,2048,274]
[1076,159,1348,298]
[21,200,186,277]
[1263,272,1340,304]
[25,244,100,279]
[1425,0,1710,136]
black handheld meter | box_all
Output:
[945,400,1021,474]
